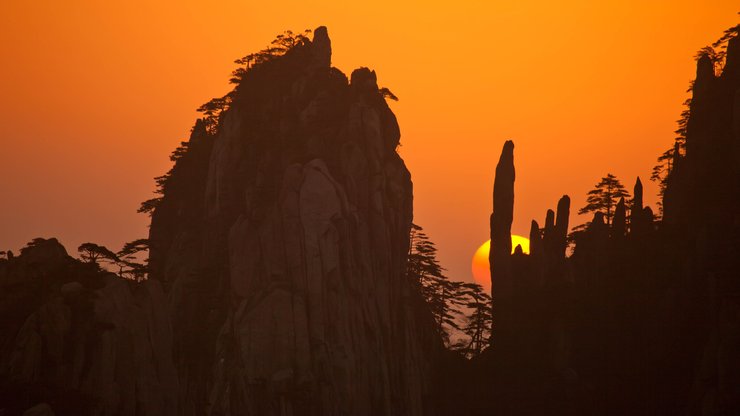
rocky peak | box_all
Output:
[633,177,643,211]
[545,209,555,230]
[554,195,570,255]
[144,26,435,415]
[611,197,626,238]
[350,67,379,94]
[311,26,332,68]
[722,35,740,81]
[529,220,542,257]
[18,238,69,265]
[696,53,715,80]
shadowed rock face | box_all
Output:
[662,34,740,413]
[0,239,178,416]
[147,27,435,416]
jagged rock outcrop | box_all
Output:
[611,197,626,239]
[529,220,543,257]
[633,177,643,211]
[630,177,652,235]
[542,196,570,283]
[553,196,570,258]
[148,27,436,415]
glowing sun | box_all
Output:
[471,235,530,291]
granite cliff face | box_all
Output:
[1,27,437,416]
[147,27,436,415]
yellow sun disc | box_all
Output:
[471,235,530,290]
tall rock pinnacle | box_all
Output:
[490,140,515,344]
[490,140,515,292]
[554,195,570,256]
[311,26,331,68]
[633,177,644,212]
[529,220,542,257]
[631,177,648,235]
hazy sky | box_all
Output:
[1,1,737,284]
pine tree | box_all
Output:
[454,283,492,358]
[407,224,494,356]
[407,224,465,345]
[116,239,149,281]
[578,173,630,225]
[77,243,119,267]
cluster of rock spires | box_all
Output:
[2,25,740,416]
[1,27,438,415]
[433,34,740,415]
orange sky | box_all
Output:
[0,1,737,284]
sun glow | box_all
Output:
[471,235,530,291]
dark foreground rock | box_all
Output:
[433,34,740,415]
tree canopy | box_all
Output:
[578,174,630,225]
[76,240,148,281]
[452,282,492,358]
[78,243,119,266]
